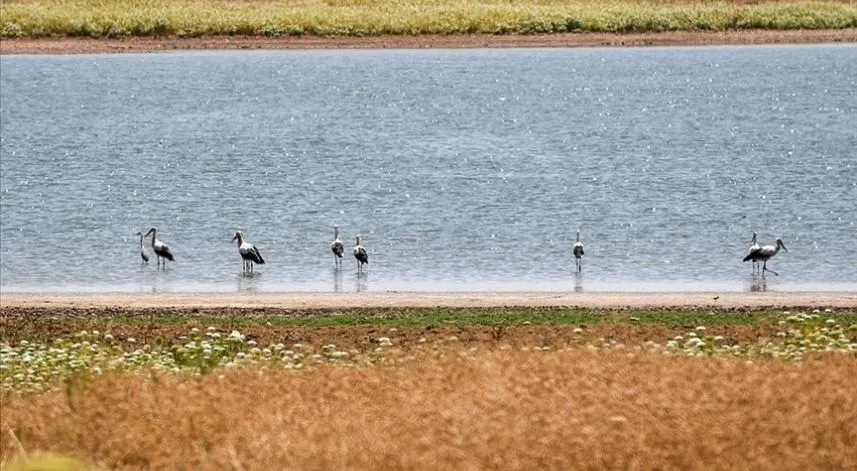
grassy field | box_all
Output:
[1,0,856,39]
[2,306,856,469]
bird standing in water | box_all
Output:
[573,230,584,272]
[353,235,368,273]
[743,237,787,277]
[232,231,265,275]
[144,227,174,269]
[331,226,344,267]
[136,231,150,264]
[747,232,761,274]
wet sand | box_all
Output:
[2,29,856,55]
[2,291,855,310]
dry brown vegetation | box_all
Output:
[3,305,856,469]
[3,349,857,470]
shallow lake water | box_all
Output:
[1,45,855,293]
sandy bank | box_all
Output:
[2,29,856,55]
[2,291,856,310]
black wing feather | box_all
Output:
[157,246,175,261]
[252,247,265,265]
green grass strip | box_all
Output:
[42,307,857,328]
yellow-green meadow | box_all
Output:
[2,0,856,39]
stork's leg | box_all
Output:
[762,261,779,277]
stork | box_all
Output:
[136,232,149,264]
[353,235,368,273]
[232,231,265,275]
[144,227,174,269]
[747,232,761,274]
[743,237,787,277]
[572,230,584,272]
[331,225,344,266]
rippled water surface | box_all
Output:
[1,45,856,293]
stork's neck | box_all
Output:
[576,231,580,243]
[234,234,244,246]
[334,227,339,239]
[150,230,157,247]
[139,234,144,248]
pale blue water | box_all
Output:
[1,45,856,293]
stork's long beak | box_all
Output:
[781,244,788,252]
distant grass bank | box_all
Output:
[2,0,856,39]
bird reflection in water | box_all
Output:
[333,267,344,293]
[747,275,767,292]
[356,271,368,293]
[574,272,584,293]
[237,272,260,292]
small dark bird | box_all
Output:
[232,231,265,275]
[144,227,174,269]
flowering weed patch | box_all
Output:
[2,309,854,393]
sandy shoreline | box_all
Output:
[2,29,857,54]
[2,291,856,310]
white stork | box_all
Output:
[573,230,584,272]
[747,232,761,274]
[353,235,368,273]
[136,231,149,264]
[743,237,787,277]
[232,231,265,275]
[144,227,174,269]
[331,225,344,266]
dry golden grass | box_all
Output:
[2,0,857,39]
[3,348,856,470]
